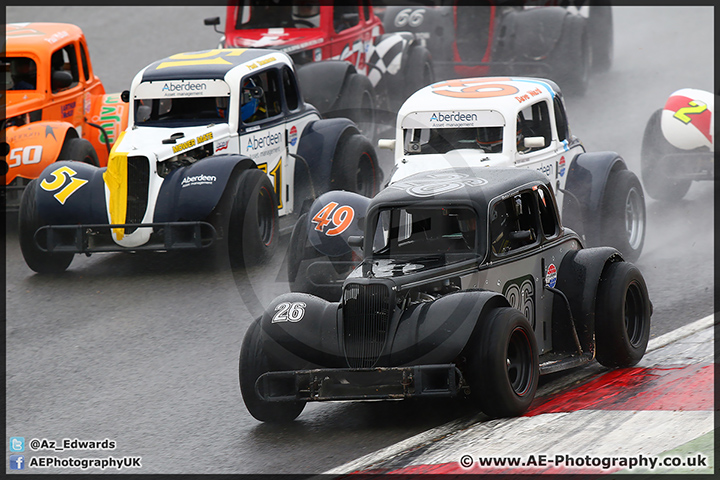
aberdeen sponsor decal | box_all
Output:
[181,174,217,188]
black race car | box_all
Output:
[240,167,651,422]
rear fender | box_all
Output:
[294,118,359,208]
[34,160,107,225]
[257,293,342,369]
[553,247,623,352]
[388,290,510,366]
[381,6,452,60]
[296,61,357,114]
[4,121,73,184]
[153,155,256,222]
[502,7,568,60]
[85,92,130,165]
[305,190,371,258]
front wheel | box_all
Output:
[467,307,539,418]
[18,179,74,273]
[595,261,652,368]
[239,320,306,423]
[59,137,99,166]
[600,169,646,262]
[330,134,380,197]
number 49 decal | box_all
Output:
[311,202,355,236]
[40,166,88,204]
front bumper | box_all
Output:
[657,152,714,181]
[34,221,216,254]
[256,364,465,402]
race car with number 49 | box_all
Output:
[288,76,646,300]
[641,88,714,201]
[240,167,652,423]
[18,48,381,273]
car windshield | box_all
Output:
[403,126,504,155]
[3,56,38,91]
[371,206,482,260]
[234,0,321,29]
[134,96,228,127]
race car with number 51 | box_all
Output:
[240,167,652,423]
[18,48,381,273]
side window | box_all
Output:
[240,69,282,125]
[553,95,569,142]
[536,185,559,239]
[490,191,539,255]
[517,100,551,154]
[50,44,79,92]
[282,66,299,111]
[333,2,360,32]
[79,41,90,81]
[362,1,371,22]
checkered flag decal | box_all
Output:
[367,34,408,87]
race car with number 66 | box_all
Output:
[18,48,381,273]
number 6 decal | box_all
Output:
[40,166,88,204]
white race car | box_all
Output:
[641,88,714,200]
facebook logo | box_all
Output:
[10,437,25,452]
[10,455,25,470]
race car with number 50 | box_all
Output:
[18,48,381,273]
[289,76,646,300]
[240,167,652,423]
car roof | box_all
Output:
[140,48,291,82]
[372,167,550,212]
[6,23,84,54]
[398,77,561,121]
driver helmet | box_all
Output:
[241,78,260,122]
[292,1,320,27]
[475,127,503,153]
[11,57,36,89]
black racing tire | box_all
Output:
[599,169,646,262]
[595,261,652,368]
[59,137,99,166]
[330,133,380,197]
[552,16,591,96]
[588,2,614,72]
[239,320,305,423]
[221,168,279,269]
[18,179,74,273]
[641,109,692,201]
[336,73,376,140]
[402,45,434,102]
[467,307,539,418]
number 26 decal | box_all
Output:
[272,302,306,323]
[40,166,88,204]
[311,202,355,236]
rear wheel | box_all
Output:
[402,45,434,102]
[59,137,99,166]
[641,109,692,200]
[595,261,651,367]
[588,2,614,72]
[553,17,591,96]
[467,307,538,418]
[600,169,646,262]
[239,320,305,423]
[336,73,376,140]
[330,134,380,197]
[18,179,74,273]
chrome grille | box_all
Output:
[343,283,391,368]
[125,156,150,234]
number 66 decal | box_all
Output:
[311,201,355,236]
[40,166,88,204]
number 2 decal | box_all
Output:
[272,302,306,323]
[673,100,708,124]
[311,202,355,236]
[40,166,88,204]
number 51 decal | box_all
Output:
[40,166,88,204]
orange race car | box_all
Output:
[2,22,129,210]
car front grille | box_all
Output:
[125,156,150,234]
[342,283,392,368]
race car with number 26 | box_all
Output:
[18,48,381,273]
[240,167,652,423]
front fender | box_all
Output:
[153,154,256,222]
[4,121,73,184]
[305,190,371,258]
[35,160,107,225]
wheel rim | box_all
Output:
[257,186,275,247]
[624,281,646,347]
[355,152,376,197]
[506,327,533,396]
[624,186,644,250]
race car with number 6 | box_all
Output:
[18,48,381,273]
[241,167,652,423]
[289,76,646,300]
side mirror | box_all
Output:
[348,235,364,248]
[378,139,396,150]
[523,136,545,149]
[204,16,222,35]
[51,70,73,91]
[121,90,130,103]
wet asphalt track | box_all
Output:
[5,6,714,475]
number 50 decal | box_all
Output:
[311,202,355,236]
[40,166,88,204]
